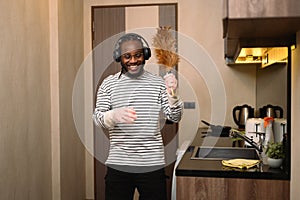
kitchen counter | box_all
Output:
[176,128,290,180]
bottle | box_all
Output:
[262,117,274,165]
[263,117,274,146]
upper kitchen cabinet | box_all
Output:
[223,0,300,64]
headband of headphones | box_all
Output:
[113,33,151,62]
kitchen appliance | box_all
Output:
[259,104,283,118]
[232,104,255,129]
[201,120,231,137]
[273,118,287,143]
[245,118,265,146]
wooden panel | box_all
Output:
[159,4,177,30]
[158,4,178,76]
[226,0,300,18]
[92,7,125,200]
[92,7,125,89]
[223,0,300,59]
[177,176,290,200]
[225,18,300,39]
[92,7,125,48]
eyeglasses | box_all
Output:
[121,51,144,60]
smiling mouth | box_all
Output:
[128,65,139,72]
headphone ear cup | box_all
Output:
[113,49,121,62]
[143,47,151,60]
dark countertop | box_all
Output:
[175,128,290,180]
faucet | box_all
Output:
[230,129,265,153]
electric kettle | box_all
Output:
[232,104,255,129]
[259,104,283,118]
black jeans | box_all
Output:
[105,166,167,200]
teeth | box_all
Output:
[129,66,138,70]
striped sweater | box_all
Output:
[93,71,183,167]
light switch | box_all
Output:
[184,102,195,109]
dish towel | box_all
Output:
[222,159,260,169]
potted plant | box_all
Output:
[265,142,285,168]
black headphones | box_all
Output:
[113,33,151,62]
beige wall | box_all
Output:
[291,31,300,200]
[57,0,85,199]
[178,0,256,145]
[0,0,86,200]
[0,0,52,199]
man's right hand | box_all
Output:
[111,107,137,124]
[104,107,137,128]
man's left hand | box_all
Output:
[164,73,177,96]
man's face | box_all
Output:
[120,40,145,77]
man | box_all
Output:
[93,33,183,200]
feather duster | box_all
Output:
[153,26,179,96]
[152,26,179,70]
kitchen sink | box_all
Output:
[191,146,260,160]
